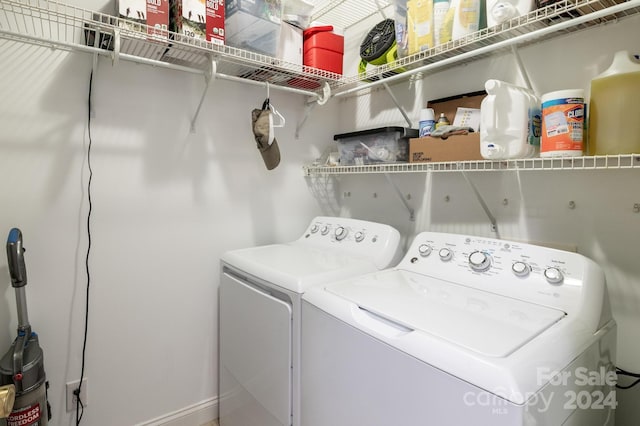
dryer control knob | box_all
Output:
[335,226,348,241]
[469,251,491,272]
[418,244,432,257]
[512,261,530,277]
[310,224,319,233]
[321,225,330,235]
[544,267,564,284]
[355,231,365,242]
[439,248,453,262]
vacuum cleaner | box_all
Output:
[0,228,51,425]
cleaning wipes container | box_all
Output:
[480,79,541,159]
[588,50,640,155]
[540,89,585,157]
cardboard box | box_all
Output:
[409,91,486,163]
[277,22,303,68]
[409,135,483,162]
[172,0,225,45]
[117,0,170,35]
[117,0,170,59]
[225,0,282,56]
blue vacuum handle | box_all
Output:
[7,228,27,288]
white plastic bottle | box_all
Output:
[486,0,534,28]
[480,79,542,159]
[452,0,481,40]
[433,0,450,46]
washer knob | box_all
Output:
[355,231,365,242]
[439,248,453,261]
[469,251,491,272]
[320,225,330,235]
[310,224,319,233]
[335,226,348,241]
[418,244,432,257]
[512,261,530,277]
[544,267,564,284]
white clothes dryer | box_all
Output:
[219,216,403,426]
[302,232,617,426]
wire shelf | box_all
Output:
[303,155,640,176]
[0,0,639,98]
[338,0,640,94]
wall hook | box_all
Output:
[316,82,331,106]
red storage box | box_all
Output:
[303,26,344,75]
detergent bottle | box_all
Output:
[588,50,640,155]
[486,0,534,27]
[480,79,541,159]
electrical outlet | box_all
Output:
[66,378,88,412]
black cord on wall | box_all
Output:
[74,67,94,426]
[616,367,640,390]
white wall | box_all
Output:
[0,13,337,425]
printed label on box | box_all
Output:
[146,0,170,37]
[206,0,225,44]
[180,0,224,44]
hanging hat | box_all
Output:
[251,105,281,170]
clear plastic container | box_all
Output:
[588,50,640,155]
[480,79,541,159]
[335,127,418,165]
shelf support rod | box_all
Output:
[384,173,415,221]
[296,101,317,139]
[511,45,533,93]
[383,82,413,128]
[461,171,499,236]
[111,28,121,67]
[296,82,330,138]
[190,58,216,134]
[374,0,389,20]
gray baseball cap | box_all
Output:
[251,108,281,170]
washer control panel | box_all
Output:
[400,232,602,312]
[300,217,403,270]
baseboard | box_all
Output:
[136,397,218,426]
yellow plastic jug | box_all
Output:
[588,51,640,155]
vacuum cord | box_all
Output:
[75,66,94,425]
[616,367,640,390]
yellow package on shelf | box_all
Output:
[408,0,434,55]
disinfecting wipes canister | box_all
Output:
[540,89,585,157]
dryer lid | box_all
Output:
[222,243,376,294]
[326,269,566,357]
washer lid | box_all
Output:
[222,243,377,294]
[326,270,566,357]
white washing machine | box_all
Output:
[218,216,403,426]
[302,232,617,426]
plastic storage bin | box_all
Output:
[303,26,344,75]
[334,127,418,165]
